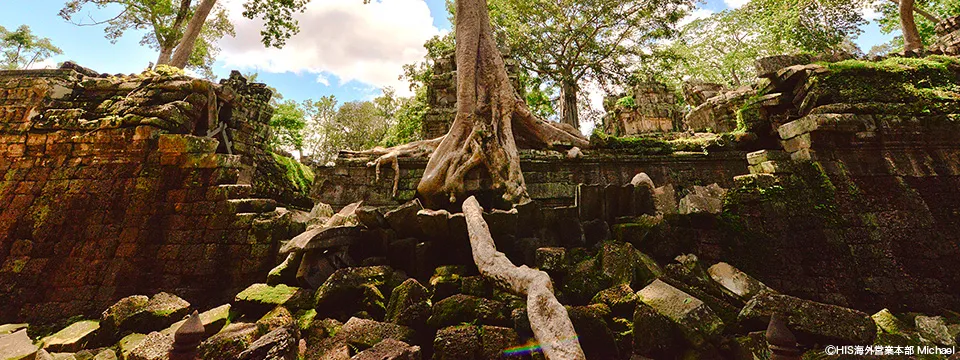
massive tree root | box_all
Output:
[349,0,587,208]
[463,196,585,360]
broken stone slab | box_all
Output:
[637,279,725,348]
[126,331,172,360]
[0,329,38,360]
[0,325,27,336]
[234,284,312,318]
[198,323,260,360]
[416,208,450,240]
[678,184,727,215]
[738,291,876,345]
[707,262,772,301]
[280,225,362,254]
[872,309,909,335]
[296,247,353,289]
[632,301,684,358]
[117,333,146,359]
[916,316,957,346]
[429,265,466,302]
[267,252,303,286]
[100,295,149,337]
[238,326,298,360]
[534,247,566,272]
[162,304,230,338]
[40,320,100,352]
[351,338,421,360]
[355,206,386,229]
[336,317,415,350]
[432,325,520,360]
[314,266,406,320]
[384,279,430,326]
[99,292,189,338]
[256,306,295,336]
[428,294,510,328]
[592,284,638,318]
[653,184,677,214]
[384,199,423,238]
[567,304,620,359]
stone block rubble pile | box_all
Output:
[4,168,960,360]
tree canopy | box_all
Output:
[0,25,63,70]
[487,0,692,129]
[59,0,234,78]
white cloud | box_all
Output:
[316,73,331,86]
[218,0,441,97]
[723,0,750,9]
[26,58,57,70]
[679,8,715,28]
[861,3,882,21]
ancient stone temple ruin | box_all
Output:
[2,52,960,360]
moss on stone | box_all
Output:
[271,152,314,193]
[590,130,674,155]
[807,56,960,114]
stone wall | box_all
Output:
[934,16,960,56]
[602,82,684,136]
[312,150,749,211]
[651,56,960,314]
[422,51,523,139]
[0,67,301,324]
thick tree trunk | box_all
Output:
[886,0,940,24]
[558,80,580,130]
[899,0,923,52]
[169,0,217,68]
[157,45,174,66]
[411,0,587,208]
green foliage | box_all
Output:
[59,0,235,79]
[488,0,692,120]
[809,56,960,108]
[746,0,866,54]
[0,25,62,70]
[381,91,426,147]
[872,0,960,51]
[270,99,309,152]
[589,129,674,155]
[615,96,637,109]
[241,0,310,48]
[271,152,314,194]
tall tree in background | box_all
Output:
[642,10,798,88]
[873,0,957,53]
[0,25,62,70]
[487,0,690,129]
[59,0,234,78]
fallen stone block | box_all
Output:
[40,320,100,352]
[314,266,406,320]
[351,338,421,360]
[161,304,231,339]
[238,326,298,360]
[198,323,260,360]
[0,330,38,360]
[707,262,772,301]
[428,294,510,328]
[916,315,956,346]
[432,325,520,360]
[637,279,724,348]
[738,291,876,345]
[336,317,415,350]
[126,331,172,360]
[234,284,312,318]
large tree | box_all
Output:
[873,0,957,52]
[646,10,798,88]
[0,25,62,70]
[59,0,234,77]
[486,0,690,129]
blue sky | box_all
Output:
[2,0,895,105]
